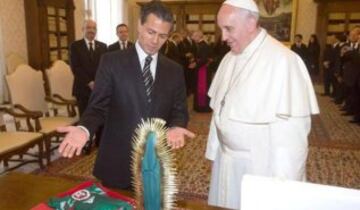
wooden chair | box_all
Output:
[46,60,75,100]
[0,110,44,174]
[5,53,26,75]
[45,60,77,117]
[5,64,78,165]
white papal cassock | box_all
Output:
[205,28,320,210]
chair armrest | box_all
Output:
[46,95,77,117]
[45,95,69,106]
[0,106,41,119]
[0,106,42,132]
[13,104,43,118]
[52,94,77,105]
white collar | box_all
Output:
[84,38,95,49]
[135,41,158,62]
[84,38,94,44]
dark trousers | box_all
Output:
[101,180,134,192]
[323,68,332,94]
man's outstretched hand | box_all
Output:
[57,126,88,158]
[167,127,196,149]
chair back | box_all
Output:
[46,60,74,99]
[6,64,48,113]
[6,53,26,75]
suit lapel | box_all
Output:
[93,41,103,58]
[149,55,165,115]
[130,48,149,113]
[81,39,92,60]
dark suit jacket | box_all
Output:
[108,40,134,52]
[307,42,320,74]
[80,47,189,188]
[291,43,309,68]
[160,40,182,65]
[180,38,197,66]
[342,49,360,87]
[195,40,212,68]
[69,39,107,98]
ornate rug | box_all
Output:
[38,86,360,200]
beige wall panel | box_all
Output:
[74,0,85,40]
[295,0,317,44]
[0,0,28,62]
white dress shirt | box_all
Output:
[135,41,158,79]
[119,40,128,50]
[84,38,95,50]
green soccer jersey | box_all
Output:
[48,184,133,210]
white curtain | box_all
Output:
[86,0,125,45]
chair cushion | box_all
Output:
[0,132,43,155]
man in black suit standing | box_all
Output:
[160,32,182,65]
[69,20,107,152]
[58,1,194,190]
[189,30,212,112]
[108,24,134,52]
[291,34,309,71]
[180,30,197,95]
[70,19,107,115]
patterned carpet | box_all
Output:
[39,85,360,200]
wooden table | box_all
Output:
[0,172,226,210]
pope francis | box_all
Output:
[205,0,320,209]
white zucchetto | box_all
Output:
[223,0,259,13]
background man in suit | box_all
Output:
[291,34,309,71]
[189,30,212,112]
[58,1,195,190]
[70,19,107,115]
[180,30,197,95]
[322,34,338,96]
[108,24,134,51]
[69,20,107,152]
[160,32,182,64]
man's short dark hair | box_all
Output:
[336,33,347,42]
[295,34,303,39]
[140,1,173,26]
[116,23,128,31]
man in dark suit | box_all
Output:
[58,1,195,190]
[322,34,341,96]
[108,24,134,52]
[69,20,107,152]
[341,26,360,120]
[70,19,107,115]
[189,30,212,112]
[291,34,309,70]
[160,33,182,64]
[180,30,197,95]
